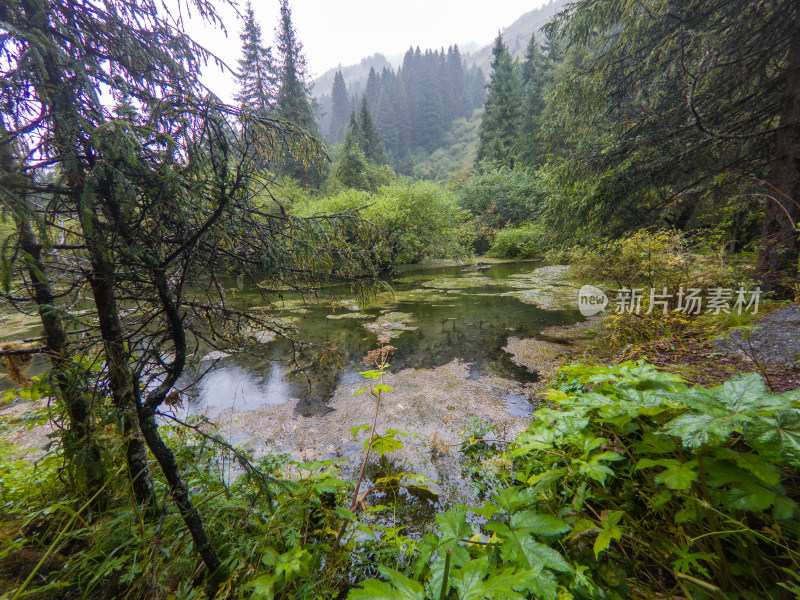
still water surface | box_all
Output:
[183,262,582,416]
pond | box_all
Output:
[2,260,588,517]
[171,261,589,517]
[181,261,584,418]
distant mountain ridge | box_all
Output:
[464,0,567,71]
[312,53,393,100]
[312,1,567,98]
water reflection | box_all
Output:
[192,363,291,411]
[181,262,582,417]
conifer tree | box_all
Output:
[274,0,319,181]
[446,45,469,118]
[364,67,382,108]
[235,1,276,117]
[357,95,388,164]
[275,0,315,132]
[334,108,392,190]
[328,70,350,144]
[517,33,550,167]
[477,34,522,168]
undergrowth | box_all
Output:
[1,361,799,599]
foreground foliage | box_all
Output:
[2,362,799,599]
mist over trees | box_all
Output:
[320,46,486,171]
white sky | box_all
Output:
[191,1,550,102]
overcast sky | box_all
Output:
[191,1,551,102]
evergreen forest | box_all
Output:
[1,1,800,599]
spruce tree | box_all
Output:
[477,34,522,168]
[329,70,350,144]
[357,95,388,164]
[447,45,469,118]
[274,0,319,181]
[364,67,382,108]
[517,33,550,167]
[235,1,276,117]
[275,0,315,131]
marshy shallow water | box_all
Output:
[1,261,589,518]
[182,262,583,418]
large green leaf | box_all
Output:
[744,410,800,466]
[436,508,473,550]
[724,480,779,512]
[712,448,781,485]
[578,459,616,485]
[593,510,624,559]
[664,411,750,448]
[348,567,426,600]
[450,558,489,600]
[510,511,571,537]
[487,525,571,573]
[663,374,778,447]
[637,459,698,491]
[491,486,533,513]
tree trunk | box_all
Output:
[16,219,107,499]
[133,273,221,574]
[81,223,155,509]
[138,407,222,574]
[1,124,106,500]
[760,10,800,296]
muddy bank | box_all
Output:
[179,360,532,504]
[503,318,600,394]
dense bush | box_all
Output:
[564,228,755,294]
[458,166,542,229]
[0,421,349,600]
[252,176,317,214]
[327,144,395,193]
[293,180,474,266]
[487,223,552,259]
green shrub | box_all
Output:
[293,180,474,266]
[565,228,755,293]
[458,166,542,229]
[487,223,551,259]
[328,144,395,192]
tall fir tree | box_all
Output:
[328,70,350,144]
[235,1,276,117]
[517,33,550,167]
[364,67,382,108]
[356,95,388,164]
[446,45,469,118]
[274,0,319,181]
[477,33,522,169]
